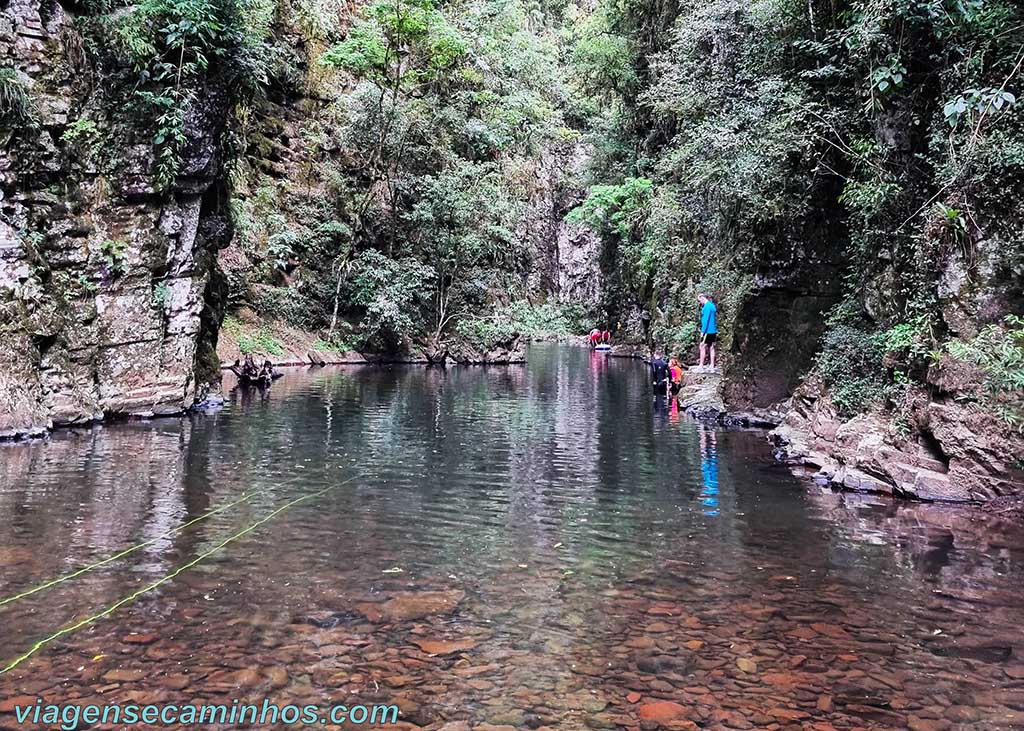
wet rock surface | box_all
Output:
[770,376,1024,504]
[676,369,726,420]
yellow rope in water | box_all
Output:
[0,473,359,676]
[0,471,326,609]
[0,490,263,609]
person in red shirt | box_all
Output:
[668,357,683,396]
[589,329,602,347]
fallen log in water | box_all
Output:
[227,355,281,387]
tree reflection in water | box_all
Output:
[1,345,1023,730]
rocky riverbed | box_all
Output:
[2,350,1023,731]
[3,529,1024,731]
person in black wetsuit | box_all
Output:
[650,351,670,396]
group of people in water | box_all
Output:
[649,353,684,396]
[590,293,719,397]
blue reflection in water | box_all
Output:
[699,429,719,516]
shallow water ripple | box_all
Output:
[1,345,1023,730]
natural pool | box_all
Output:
[1,344,1023,730]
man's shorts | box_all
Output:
[702,333,717,345]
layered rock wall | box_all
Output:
[772,375,1024,502]
[0,0,230,438]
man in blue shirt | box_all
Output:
[698,294,718,372]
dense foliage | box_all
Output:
[224,0,580,353]
[568,0,1023,422]
[0,67,35,127]
[52,0,273,189]
[38,0,1020,421]
[946,315,1024,430]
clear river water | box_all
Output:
[1,344,1023,730]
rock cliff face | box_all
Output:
[766,237,1024,502]
[772,375,1024,502]
[715,137,1024,503]
[519,141,602,308]
[723,208,848,411]
[0,0,231,438]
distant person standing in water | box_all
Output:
[697,294,718,372]
[650,350,670,396]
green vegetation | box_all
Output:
[222,315,285,355]
[816,324,889,417]
[947,316,1024,430]
[98,239,129,277]
[32,0,1017,433]
[349,250,435,350]
[454,317,520,351]
[224,0,582,353]
[312,332,356,354]
[73,0,270,189]
[456,301,594,349]
[815,311,1024,427]
[0,67,34,127]
[152,282,171,308]
[60,118,99,144]
[501,302,593,338]
[563,0,1023,426]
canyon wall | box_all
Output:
[0,0,231,438]
[519,141,603,310]
[0,0,596,438]
[723,219,848,411]
[768,247,1024,503]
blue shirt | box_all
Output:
[700,301,717,334]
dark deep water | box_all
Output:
[1,344,1023,729]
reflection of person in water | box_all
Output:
[699,428,720,516]
[590,347,609,378]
